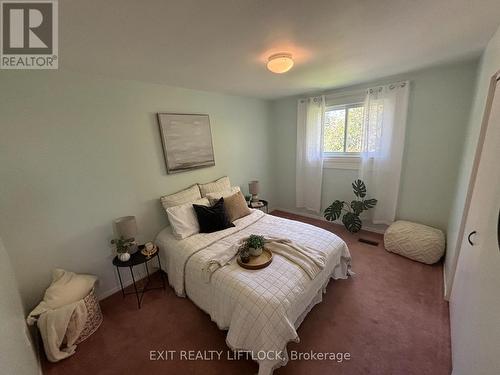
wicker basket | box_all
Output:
[72,288,103,344]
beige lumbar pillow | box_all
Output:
[205,186,241,204]
[198,176,231,197]
[223,191,251,223]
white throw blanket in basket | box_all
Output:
[27,269,97,362]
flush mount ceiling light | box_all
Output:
[266,53,294,74]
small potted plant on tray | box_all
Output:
[239,244,251,263]
[247,234,265,257]
[111,236,135,262]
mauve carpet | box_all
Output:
[42,211,451,375]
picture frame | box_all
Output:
[157,113,215,174]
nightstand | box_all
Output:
[248,199,268,214]
[112,245,166,309]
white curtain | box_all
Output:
[359,81,409,225]
[296,95,325,213]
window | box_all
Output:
[323,103,364,156]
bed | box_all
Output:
[155,209,351,374]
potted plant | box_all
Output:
[111,236,135,262]
[247,234,265,257]
[324,179,378,233]
[239,244,251,263]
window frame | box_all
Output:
[322,102,364,169]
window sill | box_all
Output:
[323,156,360,170]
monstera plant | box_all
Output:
[324,179,377,233]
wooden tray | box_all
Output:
[237,248,273,270]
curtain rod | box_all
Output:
[324,88,365,100]
[300,80,409,101]
[299,88,364,102]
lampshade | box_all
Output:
[248,181,260,195]
[267,53,294,74]
[114,216,137,240]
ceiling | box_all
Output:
[60,0,500,99]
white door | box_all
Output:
[450,73,500,375]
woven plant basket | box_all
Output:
[73,288,103,344]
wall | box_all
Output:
[0,70,271,309]
[0,58,484,311]
[445,26,500,296]
[270,59,479,232]
[0,236,41,375]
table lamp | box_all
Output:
[248,180,260,202]
[114,216,138,253]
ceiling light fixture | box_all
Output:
[267,53,294,74]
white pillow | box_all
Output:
[30,269,97,314]
[198,176,231,197]
[205,186,241,204]
[28,269,97,325]
[160,184,201,209]
[166,198,210,239]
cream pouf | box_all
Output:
[384,220,445,264]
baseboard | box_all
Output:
[443,264,450,301]
[272,207,387,234]
[97,284,126,301]
[96,265,161,301]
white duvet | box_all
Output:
[156,210,351,374]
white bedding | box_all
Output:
[156,210,351,374]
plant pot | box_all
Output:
[249,247,263,257]
[118,252,130,262]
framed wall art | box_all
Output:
[157,113,215,174]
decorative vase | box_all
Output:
[240,255,250,263]
[249,247,263,257]
[118,252,130,262]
